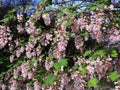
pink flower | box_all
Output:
[13,69,19,79]
[74,36,83,49]
[46,33,53,41]
[28,72,33,79]
[14,39,19,45]
[9,44,14,51]
[16,50,21,58]
[42,14,51,26]
[26,85,33,90]
[26,51,32,58]
[17,14,23,22]
[45,60,53,70]
[34,81,41,90]
[10,55,15,63]
[109,4,114,10]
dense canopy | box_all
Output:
[0,0,120,90]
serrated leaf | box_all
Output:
[79,68,87,75]
[88,78,99,87]
[44,74,58,86]
[111,50,118,57]
[64,21,73,29]
[89,55,97,61]
[81,31,89,37]
[27,81,34,87]
[89,50,105,61]
[109,71,119,81]
[53,59,68,71]
[59,59,68,66]
[72,65,79,70]
[93,50,105,56]
[17,76,23,80]
[83,50,91,57]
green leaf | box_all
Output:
[53,59,68,71]
[81,31,89,37]
[44,74,58,86]
[57,11,64,18]
[79,68,87,75]
[59,59,68,66]
[27,81,34,87]
[40,0,52,5]
[93,50,105,57]
[83,50,91,57]
[64,21,73,29]
[89,55,97,61]
[109,71,119,81]
[89,50,105,61]
[72,65,79,70]
[88,78,99,87]
[111,50,118,57]
[34,69,45,82]
[45,0,52,5]
[81,62,87,67]
[17,76,23,80]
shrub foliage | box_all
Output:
[0,0,120,89]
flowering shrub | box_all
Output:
[0,1,120,90]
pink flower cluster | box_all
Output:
[86,10,104,42]
[25,19,39,37]
[0,25,12,49]
[74,36,83,50]
[1,4,120,90]
[108,27,120,43]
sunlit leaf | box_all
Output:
[88,78,99,87]
[109,71,119,81]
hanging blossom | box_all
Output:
[74,36,83,50]
[4,72,11,81]
[20,62,30,79]
[10,80,18,90]
[114,81,120,90]
[25,19,39,37]
[60,73,70,89]
[94,58,106,80]
[44,33,53,46]
[8,43,14,51]
[25,40,37,58]
[42,14,51,26]
[85,9,104,42]
[34,81,41,90]
[16,46,24,58]
[17,14,23,23]
[53,20,69,60]
[31,12,41,21]
[74,77,86,90]
[0,25,12,49]
[1,84,6,90]
[53,48,62,60]
[57,20,69,52]
[78,13,88,31]
[14,39,19,46]
[86,61,95,77]
[107,27,120,44]
[28,72,34,79]
[26,85,33,90]
[71,72,86,90]
[17,24,24,34]
[45,60,53,70]
[36,46,41,56]
[71,17,80,33]
[13,68,19,79]
[9,54,15,63]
